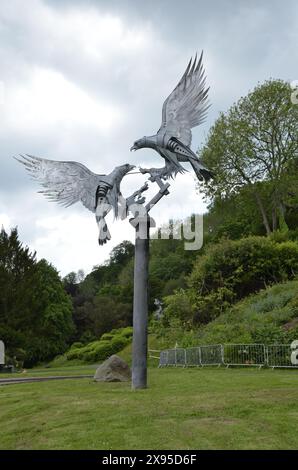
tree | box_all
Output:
[63,271,79,297]
[204,185,270,240]
[25,259,74,365]
[65,241,135,342]
[0,227,74,366]
[0,227,37,356]
[200,79,298,234]
[109,241,134,266]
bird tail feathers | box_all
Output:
[189,158,213,182]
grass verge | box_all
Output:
[0,367,298,449]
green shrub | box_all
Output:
[70,342,83,349]
[193,280,298,345]
[81,350,98,363]
[100,333,113,341]
[110,336,127,351]
[190,237,298,298]
[163,289,196,326]
[251,325,287,344]
[63,326,133,364]
[65,348,81,360]
[167,236,298,324]
[88,341,114,362]
[118,326,133,338]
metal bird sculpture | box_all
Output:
[15,154,145,245]
[130,51,212,182]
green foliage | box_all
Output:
[199,79,298,235]
[70,342,83,349]
[64,234,195,343]
[186,237,298,323]
[0,228,74,366]
[203,186,267,241]
[195,280,298,345]
[90,240,134,287]
[118,326,134,338]
[64,241,135,342]
[158,280,298,348]
[163,289,196,326]
[100,333,113,341]
[148,235,195,311]
[62,327,133,364]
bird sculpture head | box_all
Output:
[112,163,135,179]
[118,163,135,173]
[130,137,147,151]
[110,163,136,190]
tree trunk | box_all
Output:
[272,208,277,231]
[277,202,289,232]
[254,191,271,235]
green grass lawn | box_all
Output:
[0,367,298,450]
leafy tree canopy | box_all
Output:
[199,79,298,234]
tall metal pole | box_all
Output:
[131,216,150,389]
[131,180,170,390]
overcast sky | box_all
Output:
[0,0,297,276]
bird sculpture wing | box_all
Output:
[158,51,210,147]
[15,154,100,213]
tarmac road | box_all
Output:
[0,375,93,385]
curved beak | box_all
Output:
[128,164,135,171]
[130,145,137,151]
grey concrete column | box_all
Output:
[131,216,149,390]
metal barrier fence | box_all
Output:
[159,342,298,369]
[224,344,266,367]
[267,344,298,368]
[200,344,223,366]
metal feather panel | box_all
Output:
[15,154,103,213]
[158,51,210,147]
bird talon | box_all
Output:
[136,197,146,205]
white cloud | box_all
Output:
[3,67,122,135]
[0,213,12,230]
[33,212,134,275]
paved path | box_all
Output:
[0,374,93,386]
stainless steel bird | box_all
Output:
[15,154,135,245]
[130,51,212,181]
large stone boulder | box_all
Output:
[94,355,131,382]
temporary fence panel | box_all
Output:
[185,347,201,366]
[159,342,298,369]
[159,350,168,367]
[200,344,223,366]
[175,348,187,366]
[266,344,298,368]
[166,349,176,366]
[224,344,265,367]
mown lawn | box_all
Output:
[0,367,297,450]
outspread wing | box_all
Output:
[158,51,210,147]
[15,154,100,213]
